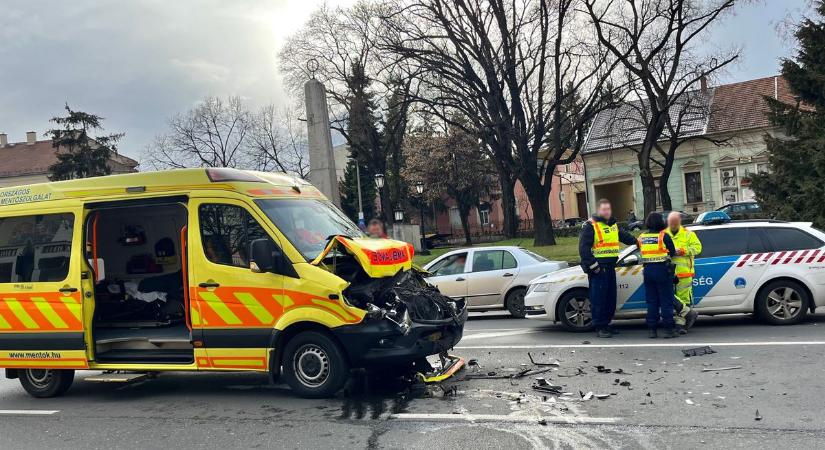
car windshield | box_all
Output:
[255,198,364,261]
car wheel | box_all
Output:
[19,369,74,398]
[556,289,594,332]
[755,280,810,325]
[282,331,350,398]
[505,288,527,318]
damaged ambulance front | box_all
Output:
[254,199,467,376]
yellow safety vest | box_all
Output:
[590,218,620,259]
[666,226,699,279]
[638,231,669,263]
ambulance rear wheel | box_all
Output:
[19,369,74,398]
[756,280,810,325]
[557,289,595,332]
[282,331,349,398]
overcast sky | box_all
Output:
[0,0,810,165]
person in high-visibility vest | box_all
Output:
[666,212,701,334]
[638,212,679,339]
[579,199,637,338]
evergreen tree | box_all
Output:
[751,2,825,226]
[340,157,376,224]
[47,104,124,181]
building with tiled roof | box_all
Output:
[581,75,793,216]
[0,131,138,187]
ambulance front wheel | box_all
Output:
[19,369,75,398]
[282,331,350,398]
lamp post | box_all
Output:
[374,173,385,221]
[414,181,430,255]
[393,208,404,223]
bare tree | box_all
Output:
[404,121,495,245]
[247,103,310,178]
[147,96,250,169]
[583,0,741,216]
[381,0,621,245]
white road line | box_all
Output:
[390,413,619,424]
[457,340,825,349]
[461,330,544,340]
[0,410,59,415]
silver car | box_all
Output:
[422,246,568,318]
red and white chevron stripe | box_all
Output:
[736,249,825,267]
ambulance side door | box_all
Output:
[188,197,289,371]
[0,208,88,369]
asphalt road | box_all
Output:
[1,312,825,449]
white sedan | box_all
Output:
[422,246,568,318]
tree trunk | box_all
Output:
[639,163,658,217]
[458,203,473,245]
[658,142,677,212]
[498,173,518,238]
[522,176,556,246]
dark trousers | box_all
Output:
[643,264,676,329]
[588,264,616,330]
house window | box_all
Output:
[684,172,703,204]
[479,208,491,225]
[720,167,737,189]
[756,162,770,174]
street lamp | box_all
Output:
[394,208,404,223]
[374,173,385,220]
[414,181,430,255]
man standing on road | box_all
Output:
[666,212,701,334]
[579,199,637,338]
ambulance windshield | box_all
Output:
[255,199,365,260]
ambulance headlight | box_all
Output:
[529,282,552,293]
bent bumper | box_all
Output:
[332,306,468,367]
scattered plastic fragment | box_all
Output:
[701,366,742,372]
[755,409,762,421]
[528,352,560,366]
[682,345,717,357]
[595,394,610,400]
[685,399,695,405]
[580,391,594,401]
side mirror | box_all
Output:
[249,238,280,273]
[621,254,640,267]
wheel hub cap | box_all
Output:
[294,345,330,388]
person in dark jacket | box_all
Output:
[638,212,678,338]
[579,199,637,338]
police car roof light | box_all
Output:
[695,211,732,225]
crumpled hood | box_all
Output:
[311,235,414,278]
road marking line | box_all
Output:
[461,330,544,340]
[457,340,825,349]
[0,410,59,415]
[390,413,619,424]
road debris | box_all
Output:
[701,366,742,372]
[755,409,762,421]
[686,399,695,405]
[528,352,560,366]
[580,391,594,401]
[682,346,717,357]
[531,378,564,395]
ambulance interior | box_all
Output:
[87,202,193,363]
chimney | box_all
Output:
[26,131,37,145]
[0,133,7,147]
[700,76,708,95]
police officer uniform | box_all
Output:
[666,225,702,333]
[579,215,637,338]
[638,229,678,338]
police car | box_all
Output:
[524,213,825,331]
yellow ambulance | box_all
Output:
[0,168,466,398]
